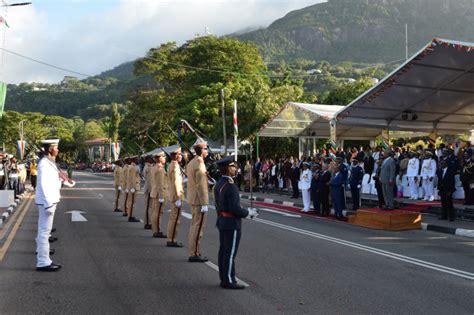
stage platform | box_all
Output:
[348,208,422,231]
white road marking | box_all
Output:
[65,210,88,222]
[205,261,250,287]
[253,217,474,281]
[181,212,192,219]
[259,208,301,218]
[98,193,104,198]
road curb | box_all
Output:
[0,191,30,244]
[241,193,474,238]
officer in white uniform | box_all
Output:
[421,151,437,201]
[35,139,62,272]
[406,152,420,200]
[299,162,312,212]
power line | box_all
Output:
[0,47,93,77]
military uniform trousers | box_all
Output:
[422,178,434,200]
[126,192,137,217]
[167,202,182,242]
[218,228,241,285]
[408,177,419,199]
[144,192,151,225]
[36,204,56,267]
[188,205,207,257]
[151,198,165,234]
[114,188,122,211]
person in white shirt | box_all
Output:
[299,162,312,212]
[406,151,420,199]
[35,139,62,272]
[420,151,437,201]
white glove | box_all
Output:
[159,198,165,203]
[118,186,122,191]
[131,188,136,193]
[247,207,258,219]
[125,189,129,193]
[357,184,361,189]
[175,200,182,207]
[201,205,208,213]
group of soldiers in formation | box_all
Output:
[112,141,256,289]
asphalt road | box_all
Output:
[0,171,473,314]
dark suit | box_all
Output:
[318,170,331,215]
[214,176,249,286]
[330,172,344,218]
[437,168,456,220]
[310,170,321,213]
[349,165,364,210]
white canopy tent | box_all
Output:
[335,38,474,138]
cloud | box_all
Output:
[0,0,322,84]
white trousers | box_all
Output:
[408,177,419,199]
[422,178,434,200]
[36,204,56,267]
[302,189,311,211]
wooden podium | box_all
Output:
[348,208,422,231]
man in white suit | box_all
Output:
[299,162,312,212]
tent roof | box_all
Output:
[335,38,474,135]
[258,102,382,139]
[142,144,181,157]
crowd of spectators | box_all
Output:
[243,142,474,221]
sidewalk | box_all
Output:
[240,189,474,238]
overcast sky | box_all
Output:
[0,0,324,84]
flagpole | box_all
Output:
[233,99,238,161]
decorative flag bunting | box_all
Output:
[233,100,238,161]
[17,140,26,160]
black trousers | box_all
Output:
[350,185,360,210]
[311,188,320,213]
[319,189,330,215]
[218,229,241,285]
[462,182,474,205]
[31,175,37,189]
[440,192,455,220]
[291,179,299,198]
[375,181,385,208]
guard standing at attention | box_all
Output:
[214,156,257,289]
[122,157,130,217]
[126,156,141,222]
[142,155,154,229]
[150,151,168,237]
[166,147,185,247]
[349,158,364,211]
[35,139,62,272]
[113,159,124,212]
[186,140,210,262]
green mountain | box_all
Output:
[236,0,474,63]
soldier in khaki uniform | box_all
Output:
[186,141,209,262]
[122,157,130,217]
[150,151,168,237]
[113,159,124,212]
[166,147,185,247]
[142,155,154,229]
[126,156,141,222]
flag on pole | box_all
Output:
[99,146,104,160]
[17,140,26,160]
[0,16,10,28]
[0,82,6,117]
[233,100,238,161]
[88,146,94,161]
[111,142,120,161]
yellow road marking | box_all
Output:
[0,195,34,261]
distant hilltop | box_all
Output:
[234,0,474,63]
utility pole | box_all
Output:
[405,23,408,61]
[220,89,227,155]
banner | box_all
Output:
[380,129,390,150]
[88,146,94,162]
[17,140,26,160]
[111,142,120,161]
[233,100,238,161]
[0,82,6,118]
[99,146,104,160]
